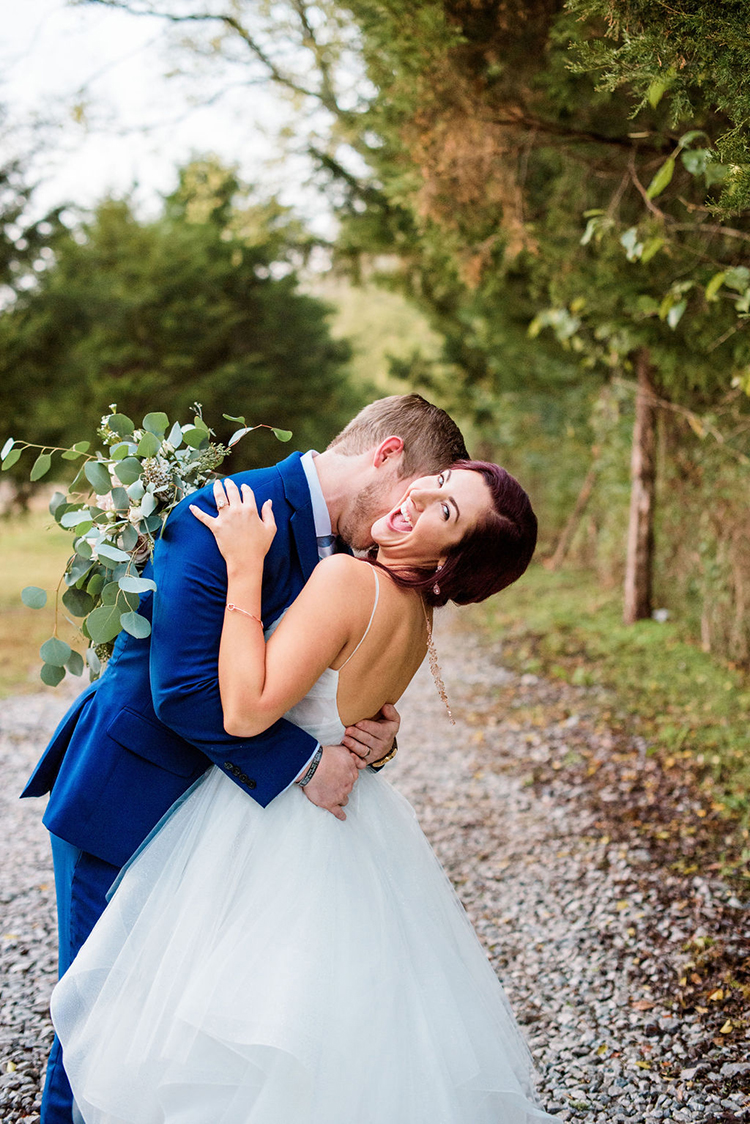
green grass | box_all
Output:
[467,563,750,819]
[0,507,85,697]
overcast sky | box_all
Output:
[2,0,331,228]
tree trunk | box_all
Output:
[623,349,657,624]
[545,457,599,571]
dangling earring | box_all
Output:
[433,563,442,597]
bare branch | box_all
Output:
[491,109,676,153]
[80,0,326,106]
[606,170,630,218]
[706,322,743,354]
[308,145,380,204]
[627,157,750,244]
[288,0,343,118]
[612,376,750,466]
[671,222,750,245]
[628,156,667,220]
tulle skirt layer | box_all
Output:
[52,767,558,1124]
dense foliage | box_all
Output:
[18,2,750,658]
[567,0,750,216]
[0,158,358,476]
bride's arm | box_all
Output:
[191,479,369,738]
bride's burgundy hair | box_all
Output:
[370,460,537,607]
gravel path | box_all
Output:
[1,616,748,1123]
[1,688,78,1123]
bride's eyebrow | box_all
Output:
[442,470,460,519]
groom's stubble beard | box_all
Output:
[338,476,403,552]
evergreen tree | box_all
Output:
[0,158,357,472]
[567,0,750,215]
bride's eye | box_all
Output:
[441,502,450,520]
[437,473,444,487]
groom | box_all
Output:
[23,393,468,1124]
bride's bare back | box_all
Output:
[267,554,428,730]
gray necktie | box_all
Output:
[317,534,336,559]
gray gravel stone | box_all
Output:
[1,686,79,1124]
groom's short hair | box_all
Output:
[328,394,468,477]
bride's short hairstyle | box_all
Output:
[327,394,468,478]
[371,461,538,606]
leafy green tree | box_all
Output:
[71,2,750,649]
[0,157,357,473]
[0,115,69,501]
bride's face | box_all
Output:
[371,469,491,569]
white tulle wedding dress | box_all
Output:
[52,634,559,1124]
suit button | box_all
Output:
[239,773,249,785]
[223,761,233,771]
[233,765,242,777]
[247,779,256,789]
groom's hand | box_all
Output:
[343,703,400,768]
[301,745,359,821]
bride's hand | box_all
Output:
[190,479,276,567]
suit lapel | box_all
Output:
[276,452,320,581]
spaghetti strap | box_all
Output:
[339,567,380,669]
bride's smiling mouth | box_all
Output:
[387,501,414,534]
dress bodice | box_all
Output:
[281,667,346,747]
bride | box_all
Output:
[51,461,558,1124]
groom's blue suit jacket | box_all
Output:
[22,452,320,869]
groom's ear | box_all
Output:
[372,435,405,468]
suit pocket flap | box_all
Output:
[106,707,204,778]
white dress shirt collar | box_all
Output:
[299,450,332,539]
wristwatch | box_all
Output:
[369,737,398,771]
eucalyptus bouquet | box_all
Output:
[2,406,291,686]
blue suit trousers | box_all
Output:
[40,835,119,1124]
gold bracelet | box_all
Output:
[226,603,263,628]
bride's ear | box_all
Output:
[372,436,404,468]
